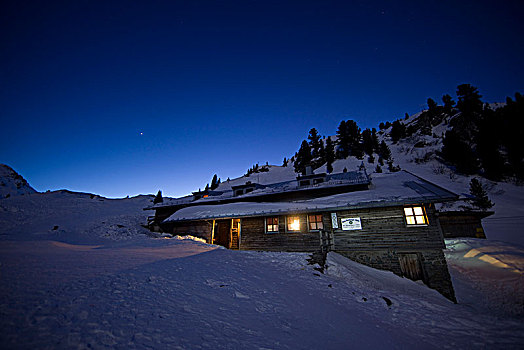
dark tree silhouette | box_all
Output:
[378,140,391,161]
[371,128,379,151]
[308,128,322,159]
[390,121,406,143]
[210,174,219,190]
[325,137,335,174]
[456,84,483,116]
[442,94,455,114]
[427,98,438,112]
[294,140,312,174]
[362,128,374,156]
[469,178,493,210]
[336,120,361,159]
[153,190,163,204]
[441,129,478,174]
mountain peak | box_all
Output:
[0,164,37,198]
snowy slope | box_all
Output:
[0,190,156,244]
[445,238,524,317]
[1,188,523,348]
[0,164,36,198]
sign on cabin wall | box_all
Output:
[341,217,362,230]
[331,213,339,229]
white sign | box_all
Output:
[331,213,338,229]
[341,217,362,230]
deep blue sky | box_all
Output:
[1,0,523,198]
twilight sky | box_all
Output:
[1,0,523,198]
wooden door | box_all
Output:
[214,220,231,248]
[398,253,424,281]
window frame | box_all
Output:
[265,217,279,234]
[286,216,301,232]
[403,206,428,226]
[308,214,324,231]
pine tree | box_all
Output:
[427,98,438,112]
[294,140,312,175]
[499,92,524,179]
[343,167,347,173]
[476,109,504,180]
[325,137,335,174]
[317,141,326,167]
[336,120,349,158]
[210,174,219,190]
[469,178,493,210]
[308,128,322,158]
[347,120,362,158]
[390,120,406,142]
[371,128,379,151]
[362,128,374,156]
[153,190,163,204]
[456,84,483,116]
[282,157,288,167]
[441,129,478,174]
[375,164,382,173]
[336,120,361,159]
[378,140,391,161]
[442,94,455,114]
[326,162,333,174]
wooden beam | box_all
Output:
[211,219,215,244]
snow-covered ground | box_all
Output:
[1,191,523,349]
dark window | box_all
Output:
[313,178,324,184]
[245,187,254,193]
[308,214,324,231]
[299,180,310,186]
[234,189,244,196]
[266,217,278,233]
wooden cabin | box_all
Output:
[438,210,493,239]
[145,170,458,301]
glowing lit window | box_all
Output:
[308,214,323,231]
[287,216,300,231]
[404,206,427,225]
[203,194,209,198]
[266,217,278,233]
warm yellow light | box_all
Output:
[290,219,300,231]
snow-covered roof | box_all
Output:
[165,171,458,222]
[147,170,370,210]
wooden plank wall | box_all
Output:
[240,215,320,252]
[439,214,486,239]
[171,220,213,242]
[328,205,445,251]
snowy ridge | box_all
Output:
[0,164,36,198]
